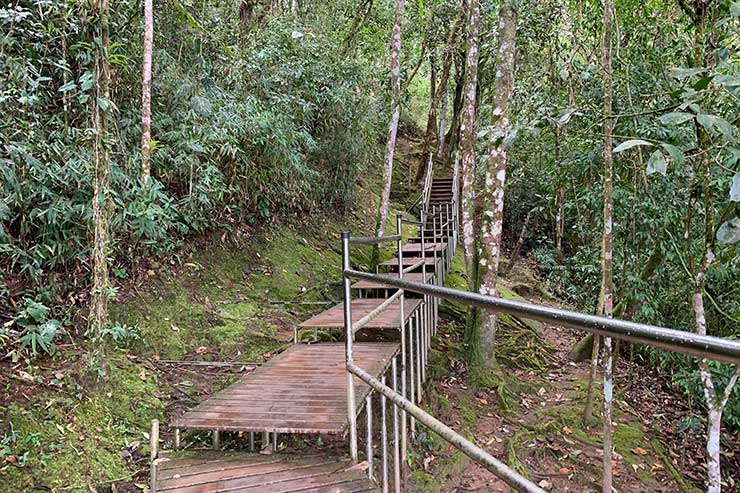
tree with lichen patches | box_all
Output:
[459,0,482,364]
[475,0,517,368]
[90,0,112,338]
[375,0,405,240]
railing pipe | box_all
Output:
[348,362,546,493]
[351,234,403,245]
[341,232,358,462]
[343,270,740,365]
[395,214,408,468]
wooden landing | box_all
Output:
[298,298,422,329]
[155,452,379,492]
[401,242,446,254]
[351,272,431,290]
[378,256,439,268]
[172,343,398,434]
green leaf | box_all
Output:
[670,67,706,79]
[97,97,110,111]
[646,150,667,176]
[731,173,740,202]
[58,81,77,92]
[715,75,740,88]
[731,2,740,17]
[696,114,734,141]
[692,76,714,90]
[660,143,685,166]
[717,218,740,245]
[613,139,653,153]
[658,112,694,125]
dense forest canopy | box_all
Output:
[0,0,739,491]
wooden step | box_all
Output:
[155,452,380,492]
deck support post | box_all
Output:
[174,428,180,450]
[366,394,374,480]
[392,356,401,493]
[415,313,422,402]
[272,432,278,451]
[212,430,220,450]
[249,431,255,452]
[342,232,359,463]
[150,419,159,493]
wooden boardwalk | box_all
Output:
[173,343,399,434]
[156,452,379,492]
[298,298,421,330]
[351,272,429,290]
[154,175,456,492]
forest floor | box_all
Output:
[412,252,740,492]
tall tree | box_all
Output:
[141,0,154,184]
[475,0,517,367]
[459,0,481,362]
[597,0,615,490]
[90,0,112,335]
[676,2,740,491]
[375,0,406,237]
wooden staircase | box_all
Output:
[149,176,458,493]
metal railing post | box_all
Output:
[342,232,358,462]
[366,394,374,480]
[392,356,401,493]
[381,375,389,493]
[150,419,159,493]
[395,214,408,468]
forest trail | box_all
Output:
[428,259,718,493]
[149,176,457,492]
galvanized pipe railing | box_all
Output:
[348,362,547,493]
[345,270,740,365]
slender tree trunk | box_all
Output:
[598,0,615,489]
[416,0,466,181]
[554,128,565,262]
[91,0,112,336]
[342,0,373,55]
[459,0,481,363]
[375,0,405,238]
[475,1,517,367]
[141,0,153,184]
[504,207,537,276]
[437,89,448,157]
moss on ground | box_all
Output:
[1,352,164,492]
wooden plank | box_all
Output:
[298,298,421,329]
[173,342,398,434]
[378,256,439,267]
[156,453,379,493]
[401,242,446,254]
[351,272,432,290]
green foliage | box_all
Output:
[13,299,61,358]
[1,0,386,340]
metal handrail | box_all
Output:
[348,362,546,493]
[421,154,434,214]
[345,269,740,365]
[350,234,402,245]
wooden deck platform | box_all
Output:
[172,343,399,434]
[155,452,379,492]
[298,298,422,329]
[378,256,439,268]
[351,272,431,290]
[401,242,446,254]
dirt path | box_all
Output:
[417,264,701,492]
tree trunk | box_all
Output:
[91,0,112,336]
[415,0,465,181]
[598,0,615,489]
[459,0,482,364]
[375,0,405,238]
[341,0,373,55]
[554,127,564,262]
[141,0,153,184]
[441,53,465,164]
[504,206,536,276]
[476,1,517,367]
